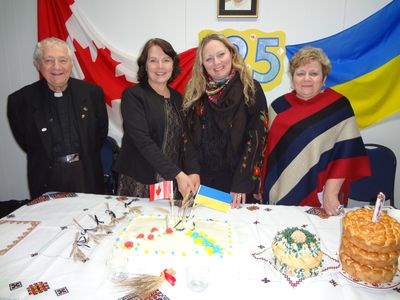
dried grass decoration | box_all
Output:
[105,202,127,226]
[118,268,176,299]
[69,231,89,262]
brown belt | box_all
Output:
[54,153,80,163]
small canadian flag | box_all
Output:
[149,181,173,201]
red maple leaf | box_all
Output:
[73,41,132,107]
[156,185,162,195]
[72,43,196,106]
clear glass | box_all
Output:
[186,264,209,292]
[106,256,128,283]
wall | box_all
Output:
[0,0,37,200]
[1,0,398,207]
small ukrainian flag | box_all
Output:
[194,185,231,212]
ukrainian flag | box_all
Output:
[286,0,400,128]
[195,185,231,212]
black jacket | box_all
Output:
[114,83,198,184]
[7,78,108,198]
[186,75,267,193]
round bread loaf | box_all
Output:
[272,227,323,279]
[340,236,399,268]
[340,250,398,284]
[342,208,400,253]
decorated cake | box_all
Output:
[339,208,400,284]
[271,227,323,278]
[113,213,233,258]
[272,227,322,278]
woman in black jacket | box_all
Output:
[114,38,199,198]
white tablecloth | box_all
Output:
[0,193,399,299]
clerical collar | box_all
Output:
[47,85,69,99]
[47,82,68,98]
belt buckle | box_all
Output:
[65,153,79,163]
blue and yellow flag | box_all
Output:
[195,185,231,212]
[286,1,400,128]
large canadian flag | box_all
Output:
[37,0,196,144]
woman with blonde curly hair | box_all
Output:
[183,33,268,208]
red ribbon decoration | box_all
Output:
[163,269,176,286]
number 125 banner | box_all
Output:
[199,29,286,92]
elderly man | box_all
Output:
[7,37,108,199]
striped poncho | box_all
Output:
[262,88,371,206]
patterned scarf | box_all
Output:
[205,68,236,104]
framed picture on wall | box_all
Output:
[218,0,258,18]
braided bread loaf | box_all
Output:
[339,208,400,284]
